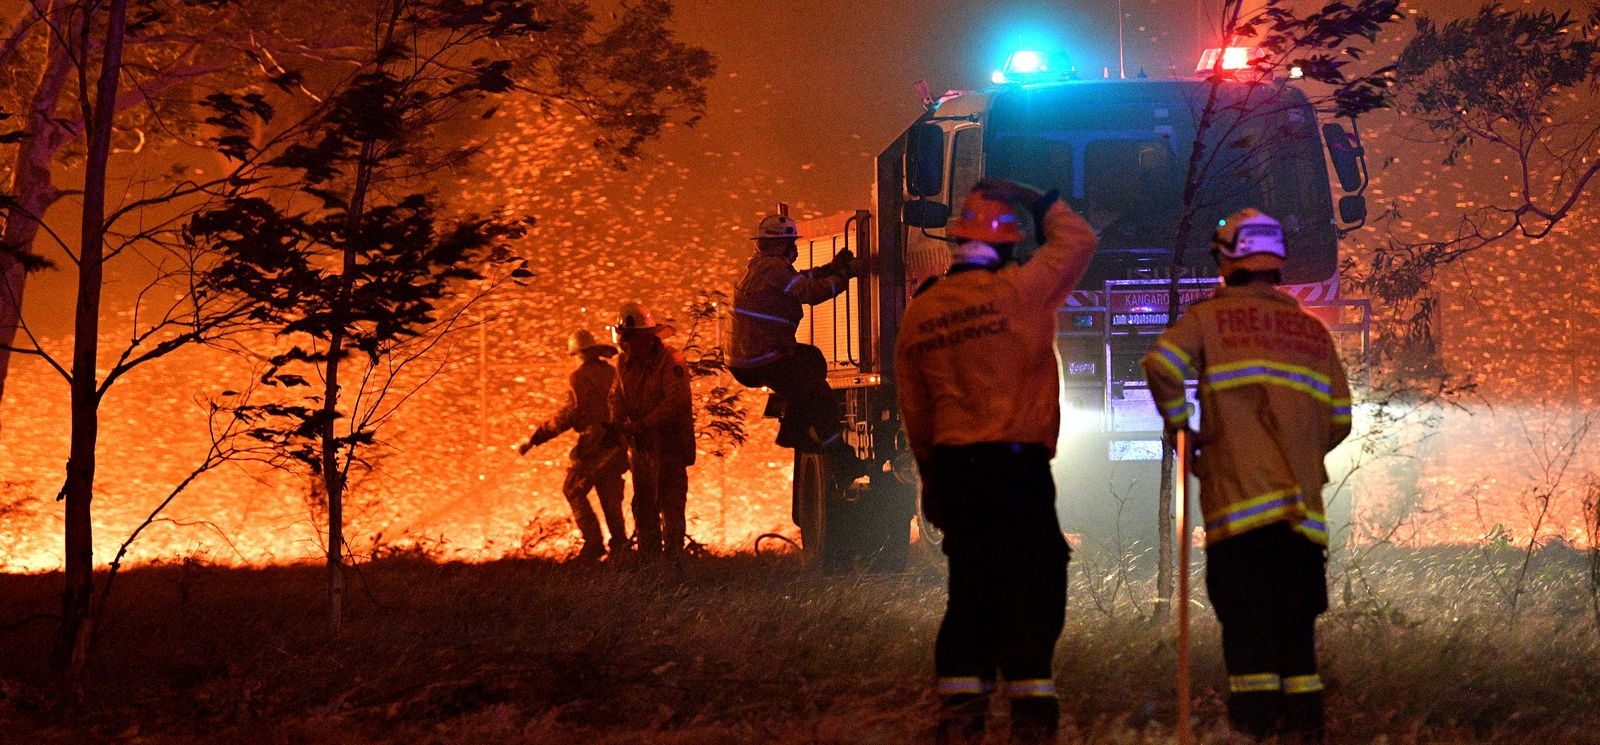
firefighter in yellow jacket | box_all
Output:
[1141,208,1352,743]
[729,213,862,459]
[896,178,1097,745]
[609,301,696,562]
[518,329,629,561]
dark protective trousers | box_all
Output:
[924,443,1070,744]
[562,456,628,553]
[628,447,690,559]
[730,345,843,453]
[1205,521,1329,740]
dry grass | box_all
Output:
[0,544,1596,744]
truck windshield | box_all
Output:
[985,81,1336,285]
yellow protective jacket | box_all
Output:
[531,358,627,470]
[728,251,849,368]
[1140,281,1353,546]
[894,202,1098,466]
[610,340,697,464]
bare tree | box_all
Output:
[0,0,351,421]
[1152,0,1401,619]
[1584,476,1600,629]
[89,381,282,649]
[4,0,286,680]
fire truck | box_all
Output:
[784,48,1370,569]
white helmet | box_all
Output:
[750,214,800,240]
[612,301,674,339]
[567,329,617,357]
[1212,208,1286,260]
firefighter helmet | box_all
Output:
[750,214,801,240]
[568,329,617,357]
[947,191,1026,244]
[1212,208,1286,260]
[612,301,674,339]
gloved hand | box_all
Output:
[1168,426,1208,477]
[826,247,855,275]
[846,254,868,276]
[519,429,553,455]
[1028,188,1060,245]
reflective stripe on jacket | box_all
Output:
[1141,282,1352,546]
[894,203,1098,465]
[728,253,848,368]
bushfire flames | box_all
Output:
[0,334,798,573]
[4,89,1600,575]
[0,104,806,573]
[4,333,1596,574]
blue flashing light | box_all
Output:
[996,49,1072,84]
[1008,50,1047,74]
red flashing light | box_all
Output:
[1194,46,1266,75]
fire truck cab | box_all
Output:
[785,50,1369,568]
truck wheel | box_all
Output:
[792,451,828,555]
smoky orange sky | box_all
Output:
[3,0,1598,572]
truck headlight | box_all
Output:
[1062,398,1102,433]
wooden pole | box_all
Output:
[1174,427,1193,745]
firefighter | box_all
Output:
[728,213,863,467]
[609,301,696,562]
[1140,208,1352,743]
[895,178,1098,745]
[518,329,630,560]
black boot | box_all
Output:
[1227,691,1283,740]
[936,694,988,745]
[1009,697,1059,744]
[1280,692,1325,744]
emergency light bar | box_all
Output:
[1194,46,1266,74]
[992,49,1072,84]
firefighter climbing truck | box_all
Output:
[785,48,1370,568]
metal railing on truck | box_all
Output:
[794,210,879,388]
[1058,280,1372,448]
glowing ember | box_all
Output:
[5,71,1600,572]
[0,104,806,573]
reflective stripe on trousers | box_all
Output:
[1282,674,1324,694]
[1005,679,1057,698]
[1229,673,1282,693]
[936,676,992,695]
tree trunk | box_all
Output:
[1588,478,1599,629]
[1155,0,1243,622]
[319,292,347,636]
[320,386,344,636]
[0,7,76,431]
[56,0,130,681]
[320,139,376,636]
[1155,445,1175,623]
